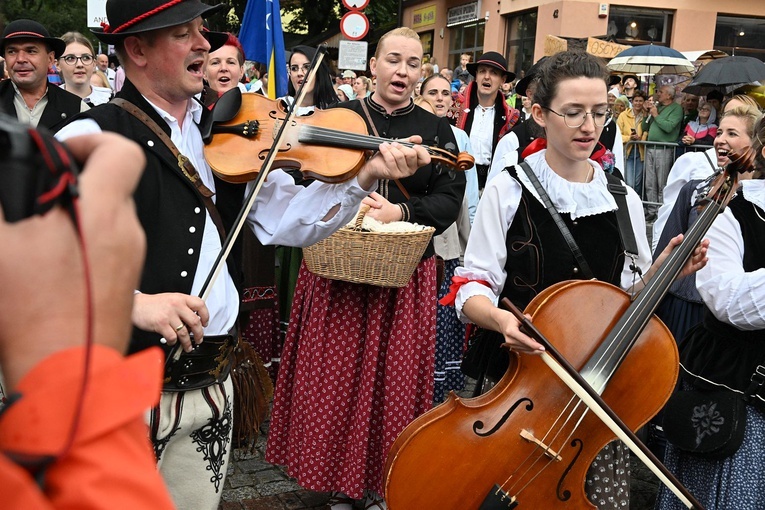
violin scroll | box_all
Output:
[726,146,757,176]
[428,146,475,173]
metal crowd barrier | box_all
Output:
[622,140,713,210]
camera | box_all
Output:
[0,112,79,222]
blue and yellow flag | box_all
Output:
[239,0,288,98]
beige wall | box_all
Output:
[403,0,765,69]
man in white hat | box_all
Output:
[55,0,430,508]
[342,69,356,84]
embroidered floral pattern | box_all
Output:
[190,400,232,492]
[692,401,725,447]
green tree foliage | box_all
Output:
[1,0,90,41]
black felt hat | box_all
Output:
[466,51,516,82]
[515,57,547,97]
[92,0,225,48]
[608,75,622,87]
[0,19,66,58]
[621,74,640,88]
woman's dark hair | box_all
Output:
[288,45,337,110]
[533,51,608,108]
[632,90,647,101]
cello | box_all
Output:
[383,150,754,510]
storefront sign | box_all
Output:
[447,2,479,27]
[412,5,437,29]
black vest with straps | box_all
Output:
[500,165,625,309]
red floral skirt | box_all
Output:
[266,257,437,498]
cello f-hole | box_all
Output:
[473,397,534,437]
[556,438,583,502]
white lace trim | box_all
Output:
[518,151,618,220]
[741,179,765,211]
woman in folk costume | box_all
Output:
[266,28,466,510]
[445,50,707,509]
[419,73,479,403]
[656,114,765,510]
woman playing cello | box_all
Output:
[449,51,707,508]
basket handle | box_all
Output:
[354,204,371,231]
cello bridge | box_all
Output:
[520,429,562,461]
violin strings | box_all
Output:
[300,125,453,161]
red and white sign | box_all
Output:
[342,0,370,10]
[340,11,370,41]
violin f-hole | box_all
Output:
[473,397,534,437]
[258,144,291,161]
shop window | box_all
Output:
[608,6,673,46]
[714,15,765,59]
[505,10,537,77]
[448,20,485,69]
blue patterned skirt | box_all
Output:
[656,388,765,510]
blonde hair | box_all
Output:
[722,94,760,112]
[750,112,765,178]
[60,31,95,55]
[374,27,421,59]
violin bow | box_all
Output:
[502,297,705,510]
[166,46,330,363]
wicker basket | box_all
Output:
[303,205,435,288]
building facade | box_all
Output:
[403,0,765,76]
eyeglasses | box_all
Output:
[60,54,94,66]
[541,106,608,128]
[288,63,310,73]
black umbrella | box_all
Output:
[682,81,761,96]
[685,56,765,91]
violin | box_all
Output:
[202,91,475,184]
[383,150,754,510]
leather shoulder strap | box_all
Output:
[359,98,410,200]
[111,97,226,240]
[517,161,594,280]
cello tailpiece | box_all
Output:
[479,484,518,510]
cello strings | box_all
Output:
[502,392,587,494]
[585,196,727,396]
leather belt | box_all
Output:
[163,328,237,392]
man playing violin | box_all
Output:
[55,1,430,508]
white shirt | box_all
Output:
[454,150,651,320]
[57,97,372,335]
[468,104,496,166]
[433,125,479,260]
[11,81,89,127]
[697,179,765,330]
[487,131,520,183]
[652,147,717,252]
